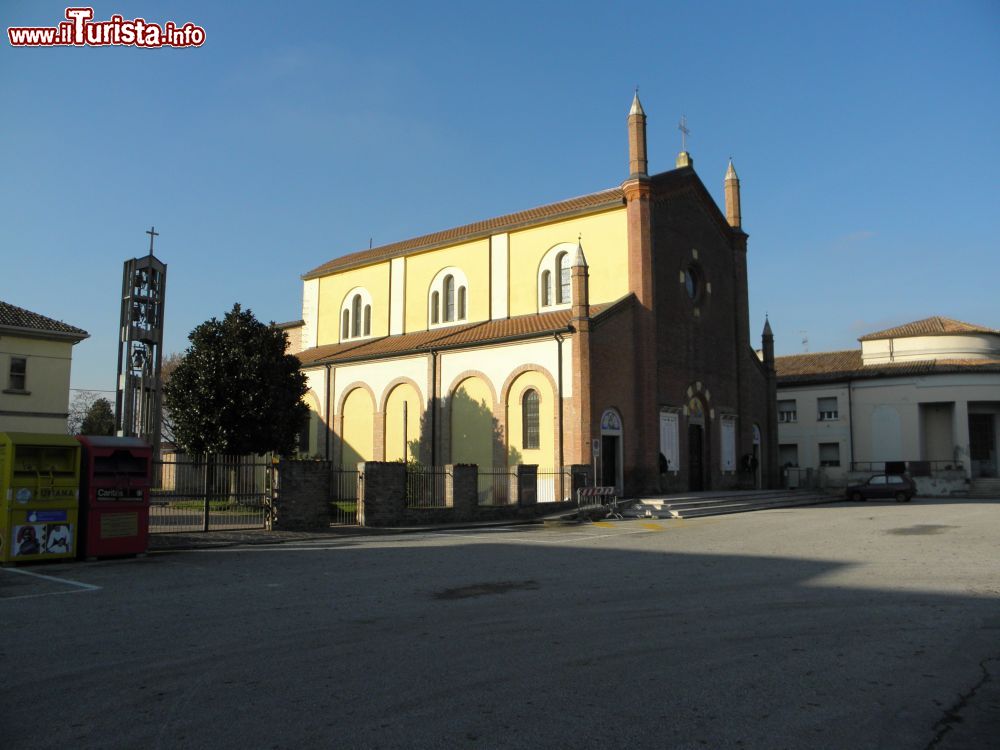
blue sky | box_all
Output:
[2,1,997,395]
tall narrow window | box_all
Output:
[8,357,26,391]
[557,252,571,303]
[522,389,540,449]
[457,286,466,320]
[351,295,362,337]
[363,304,371,336]
[342,310,350,340]
[431,291,440,324]
[444,275,455,322]
[541,270,551,307]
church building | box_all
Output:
[286,95,777,497]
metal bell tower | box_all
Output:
[115,226,167,456]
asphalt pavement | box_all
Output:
[2,497,998,749]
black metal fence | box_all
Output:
[849,460,964,475]
[330,468,360,524]
[477,466,514,506]
[405,465,449,508]
[536,466,572,503]
[150,453,275,532]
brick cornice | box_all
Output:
[622,178,652,201]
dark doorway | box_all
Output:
[688,424,704,491]
[970,414,997,477]
[601,435,618,488]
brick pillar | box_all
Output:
[373,410,385,460]
[624,176,658,494]
[274,460,332,531]
[571,249,592,467]
[448,464,478,519]
[357,461,406,527]
[516,464,538,507]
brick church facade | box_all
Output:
[286,94,778,497]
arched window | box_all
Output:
[522,389,540,449]
[341,288,374,340]
[444,275,455,322]
[351,295,362,337]
[541,270,551,307]
[557,251,571,304]
[429,268,469,327]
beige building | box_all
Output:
[0,301,89,434]
[775,317,1000,492]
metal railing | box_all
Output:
[405,465,449,508]
[536,467,571,503]
[330,468,360,524]
[478,466,515,506]
[849,460,964,475]
[150,453,274,532]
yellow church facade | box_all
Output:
[287,95,778,497]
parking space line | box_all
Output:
[1,566,101,601]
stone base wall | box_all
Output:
[274,460,332,530]
[275,461,591,529]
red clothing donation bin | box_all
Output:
[76,436,151,558]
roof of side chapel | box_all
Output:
[295,298,630,367]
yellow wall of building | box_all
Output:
[507,208,628,316]
[404,239,490,332]
[316,263,391,346]
[0,336,76,434]
[341,387,374,469]
[450,376,495,466]
[384,382,421,463]
[504,370,555,467]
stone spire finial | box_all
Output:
[629,89,645,116]
[572,235,588,267]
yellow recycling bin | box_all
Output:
[0,432,81,563]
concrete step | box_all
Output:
[625,490,838,519]
[969,479,1000,499]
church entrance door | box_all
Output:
[599,409,624,495]
[688,424,704,491]
[601,436,618,488]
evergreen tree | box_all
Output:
[80,397,116,436]
[164,304,309,455]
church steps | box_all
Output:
[625,490,838,519]
[968,478,1000,499]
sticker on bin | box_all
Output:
[96,488,144,500]
[27,510,68,523]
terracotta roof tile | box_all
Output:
[296,302,619,366]
[858,316,998,341]
[0,300,88,339]
[303,187,626,279]
[776,350,1000,384]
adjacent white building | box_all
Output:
[775,317,1000,493]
